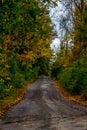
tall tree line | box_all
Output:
[0,0,53,98]
[51,0,87,99]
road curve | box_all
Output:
[0,76,87,130]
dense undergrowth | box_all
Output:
[52,49,87,101]
[51,52,87,100]
[59,60,87,98]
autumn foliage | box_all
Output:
[0,0,53,111]
[51,0,87,100]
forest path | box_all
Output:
[0,76,87,130]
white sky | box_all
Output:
[49,2,63,51]
[50,38,60,52]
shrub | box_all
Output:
[59,59,87,95]
[11,72,26,88]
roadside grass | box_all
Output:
[0,84,31,117]
[55,80,87,106]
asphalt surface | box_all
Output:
[0,76,87,130]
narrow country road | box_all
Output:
[0,76,87,130]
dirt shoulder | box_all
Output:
[0,83,31,117]
[55,80,87,106]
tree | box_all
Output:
[51,0,87,99]
[0,0,55,98]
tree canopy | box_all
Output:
[51,0,87,99]
[0,0,54,98]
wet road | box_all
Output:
[0,76,87,130]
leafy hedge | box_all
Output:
[59,60,87,96]
[0,52,39,98]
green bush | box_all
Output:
[8,53,20,74]
[0,80,4,97]
[11,72,26,88]
[59,59,87,95]
[19,60,39,81]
